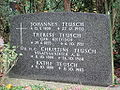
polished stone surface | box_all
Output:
[10,12,113,86]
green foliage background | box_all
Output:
[0,0,120,76]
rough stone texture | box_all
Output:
[5,78,120,90]
[9,12,113,86]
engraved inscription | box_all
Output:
[10,13,113,86]
[19,21,97,73]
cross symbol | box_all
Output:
[16,23,27,44]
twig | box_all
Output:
[63,0,71,11]
[6,58,18,75]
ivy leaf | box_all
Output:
[115,35,120,42]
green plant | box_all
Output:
[0,42,21,84]
[112,0,120,71]
[0,84,55,90]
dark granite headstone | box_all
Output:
[10,12,113,86]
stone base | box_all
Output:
[3,77,120,90]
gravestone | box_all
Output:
[9,12,113,86]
